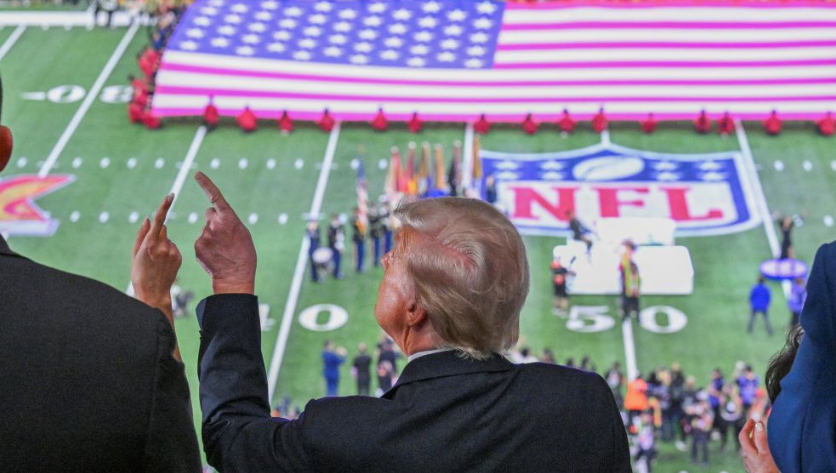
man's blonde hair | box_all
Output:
[395,197,529,359]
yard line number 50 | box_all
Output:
[563,305,688,334]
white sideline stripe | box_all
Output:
[622,319,639,381]
[734,119,791,298]
[37,22,139,178]
[126,126,207,296]
[0,25,26,61]
[267,123,341,400]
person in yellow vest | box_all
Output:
[620,242,641,320]
[625,373,649,430]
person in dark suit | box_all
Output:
[352,343,372,396]
[183,174,630,472]
[757,242,836,473]
[0,75,200,472]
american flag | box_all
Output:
[153,0,836,122]
[355,159,368,233]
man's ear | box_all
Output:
[0,126,12,174]
[405,301,429,328]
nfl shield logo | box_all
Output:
[479,143,759,237]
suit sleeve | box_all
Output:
[767,242,836,473]
[142,314,203,473]
[197,294,314,473]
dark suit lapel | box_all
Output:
[383,350,513,399]
[0,235,17,256]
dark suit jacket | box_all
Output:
[198,294,631,472]
[768,242,836,472]
[0,237,201,472]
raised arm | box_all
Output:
[193,172,314,472]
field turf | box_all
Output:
[2,25,834,472]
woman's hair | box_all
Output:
[765,325,805,403]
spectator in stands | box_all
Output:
[787,276,806,328]
[190,187,631,472]
[767,242,836,472]
[748,276,773,335]
[322,340,346,397]
[351,343,372,396]
[0,72,200,472]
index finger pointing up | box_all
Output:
[195,171,231,212]
[150,193,174,240]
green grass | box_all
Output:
[4,27,835,473]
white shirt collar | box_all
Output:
[407,348,454,363]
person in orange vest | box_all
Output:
[763,109,782,136]
[202,99,220,131]
[407,112,422,134]
[717,111,734,136]
[558,108,576,134]
[591,107,607,133]
[640,113,657,134]
[624,373,649,428]
[474,114,491,134]
[371,108,388,132]
[128,100,144,124]
[522,113,538,135]
[142,107,162,130]
[237,106,257,133]
[317,108,335,133]
[277,110,294,133]
[816,111,834,137]
[694,109,711,134]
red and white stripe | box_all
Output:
[152,1,836,122]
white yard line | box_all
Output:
[622,318,639,381]
[734,119,792,297]
[267,122,341,400]
[125,126,207,295]
[0,25,26,61]
[38,22,138,178]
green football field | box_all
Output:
[2,25,834,472]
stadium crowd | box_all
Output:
[313,337,773,472]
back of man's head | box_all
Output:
[0,72,12,174]
[395,197,530,359]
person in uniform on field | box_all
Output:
[620,242,641,320]
[369,202,383,267]
[306,220,321,283]
[551,256,574,315]
[351,207,366,273]
[327,213,345,280]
